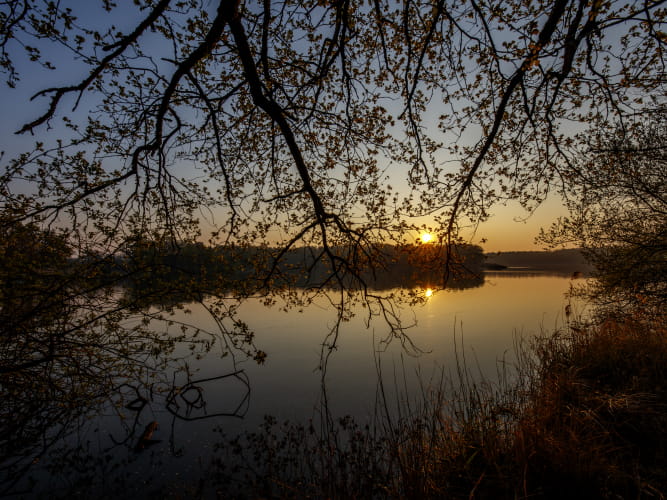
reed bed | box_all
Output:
[214,309,667,499]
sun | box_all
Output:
[419,232,434,244]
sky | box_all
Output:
[474,197,565,252]
[0,1,569,254]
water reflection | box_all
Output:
[165,371,250,421]
[1,273,578,497]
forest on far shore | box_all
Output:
[484,248,593,273]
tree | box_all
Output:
[1,0,665,490]
[540,115,667,312]
[0,0,663,375]
[0,0,665,374]
[1,0,664,251]
[0,221,72,372]
[0,0,667,382]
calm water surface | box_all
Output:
[216,273,578,420]
[10,273,585,497]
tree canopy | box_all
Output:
[540,114,667,311]
[0,0,665,356]
[2,0,665,252]
[1,1,665,489]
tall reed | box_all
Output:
[213,309,667,498]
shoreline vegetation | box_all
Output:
[115,242,488,308]
[118,242,590,296]
[113,244,594,312]
[483,248,593,274]
[213,307,667,499]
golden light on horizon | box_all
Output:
[424,288,434,298]
[419,232,434,244]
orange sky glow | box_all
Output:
[471,196,567,252]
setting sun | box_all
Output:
[424,288,434,298]
[420,232,434,244]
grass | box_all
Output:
[213,308,667,499]
[518,311,667,498]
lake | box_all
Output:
[2,272,586,498]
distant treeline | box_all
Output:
[78,244,592,307]
[113,241,486,305]
[483,248,592,274]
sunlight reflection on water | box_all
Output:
[172,274,586,425]
[11,274,590,498]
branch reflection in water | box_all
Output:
[0,326,251,497]
[1,265,572,498]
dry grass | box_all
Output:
[514,312,667,498]
[214,310,667,499]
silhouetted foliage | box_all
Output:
[1,0,665,493]
[540,116,667,312]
